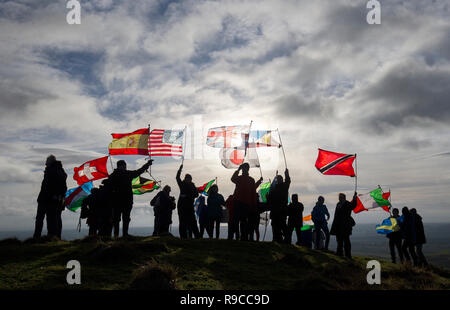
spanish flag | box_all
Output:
[108,128,149,155]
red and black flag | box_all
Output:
[315,148,356,177]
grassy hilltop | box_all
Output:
[0,235,449,290]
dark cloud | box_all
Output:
[274,94,332,119]
[395,137,433,151]
[40,49,107,98]
[0,81,55,116]
[359,62,450,132]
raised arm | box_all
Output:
[176,164,183,187]
[255,177,263,189]
[350,192,358,210]
[284,169,291,187]
[231,166,241,184]
[131,159,153,178]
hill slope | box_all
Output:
[0,236,448,290]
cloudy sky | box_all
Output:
[0,0,449,233]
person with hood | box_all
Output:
[400,206,418,265]
[108,159,153,238]
[231,163,263,241]
[311,196,330,250]
[410,208,428,267]
[267,169,290,243]
[151,185,176,236]
[386,208,403,264]
[176,164,200,239]
[286,194,304,245]
[34,155,67,239]
[330,192,357,258]
[206,184,225,239]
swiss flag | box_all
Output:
[73,156,109,185]
[315,148,356,177]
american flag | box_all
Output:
[148,129,184,157]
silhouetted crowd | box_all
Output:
[33,155,428,266]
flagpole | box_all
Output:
[182,126,187,166]
[354,154,358,193]
[108,155,114,171]
[277,128,288,170]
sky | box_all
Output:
[0,0,449,232]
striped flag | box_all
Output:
[64,182,93,212]
[148,129,184,157]
[315,148,356,177]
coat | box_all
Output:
[330,197,357,236]
[207,193,225,220]
[37,161,67,206]
[231,171,262,208]
[287,202,304,227]
[176,171,199,215]
[411,213,426,245]
[108,162,149,206]
[267,176,291,220]
[151,191,176,226]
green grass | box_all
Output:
[0,236,449,290]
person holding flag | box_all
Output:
[330,192,358,259]
[176,164,201,239]
[267,169,291,243]
[108,159,153,238]
[231,163,263,241]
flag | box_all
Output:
[73,156,109,185]
[197,179,215,195]
[109,128,149,155]
[376,217,400,234]
[206,125,249,148]
[354,188,391,214]
[315,148,356,177]
[132,176,159,195]
[148,129,184,157]
[301,214,314,231]
[248,130,281,148]
[64,182,93,212]
[220,147,260,169]
[258,181,271,203]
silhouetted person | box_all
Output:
[231,163,263,241]
[196,195,208,238]
[108,159,152,237]
[176,164,200,239]
[34,155,67,239]
[286,194,304,245]
[267,169,290,243]
[386,208,403,264]
[330,192,357,258]
[226,195,239,240]
[206,185,225,239]
[410,208,428,267]
[400,206,417,265]
[311,196,330,250]
[151,185,176,236]
[81,187,100,235]
[248,193,262,241]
